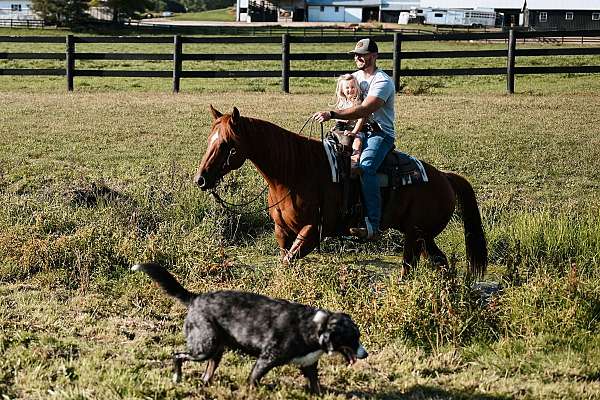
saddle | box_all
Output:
[324,131,429,232]
[327,130,428,188]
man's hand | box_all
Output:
[313,111,332,123]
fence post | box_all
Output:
[281,33,290,93]
[66,34,75,92]
[392,32,402,93]
[506,29,516,94]
[173,35,182,93]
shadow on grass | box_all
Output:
[337,385,512,400]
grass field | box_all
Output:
[171,8,236,22]
[1,29,600,400]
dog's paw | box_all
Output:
[172,372,181,383]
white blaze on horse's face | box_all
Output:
[196,120,246,190]
[210,131,219,147]
[195,128,227,190]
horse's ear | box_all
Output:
[209,105,222,120]
[232,107,240,123]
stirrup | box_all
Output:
[349,227,380,241]
[349,218,379,240]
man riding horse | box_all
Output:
[314,38,395,241]
[194,39,488,276]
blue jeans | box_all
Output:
[358,133,395,232]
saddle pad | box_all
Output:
[323,136,340,183]
[378,151,429,188]
[324,136,428,187]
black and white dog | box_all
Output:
[132,262,367,393]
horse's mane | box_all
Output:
[217,114,326,185]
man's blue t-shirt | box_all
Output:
[352,69,395,139]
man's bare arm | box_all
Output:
[313,96,384,123]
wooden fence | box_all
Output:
[0,19,45,28]
[1,29,599,93]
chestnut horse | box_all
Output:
[194,106,487,276]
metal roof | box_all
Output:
[381,0,421,10]
[421,1,522,8]
[307,0,382,6]
[421,1,599,10]
[526,0,600,10]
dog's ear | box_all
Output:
[312,310,329,331]
[313,310,334,353]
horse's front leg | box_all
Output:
[275,224,294,260]
[282,224,319,264]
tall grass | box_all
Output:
[171,8,236,22]
[488,209,600,275]
[0,88,599,398]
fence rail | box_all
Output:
[1,30,599,93]
[124,20,485,37]
[0,19,45,28]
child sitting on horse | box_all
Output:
[332,74,366,173]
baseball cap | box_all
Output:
[348,38,379,55]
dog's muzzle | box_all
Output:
[357,344,368,359]
[340,344,368,365]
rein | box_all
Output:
[210,187,291,215]
[298,115,324,141]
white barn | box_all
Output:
[0,0,35,19]
[307,0,379,23]
[235,0,600,24]
[420,0,523,8]
[380,0,421,22]
[421,0,599,9]
[421,1,600,27]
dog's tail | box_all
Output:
[132,263,194,306]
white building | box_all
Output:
[422,0,599,9]
[236,0,599,24]
[0,0,35,19]
[307,0,380,23]
[421,0,600,27]
[420,0,523,8]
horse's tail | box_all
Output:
[444,172,488,277]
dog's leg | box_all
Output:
[247,358,276,388]
[300,363,321,394]
[172,352,204,383]
[201,351,223,384]
[172,352,186,383]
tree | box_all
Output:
[164,0,186,13]
[31,0,90,27]
[179,0,234,12]
[95,0,154,22]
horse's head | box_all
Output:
[194,106,248,190]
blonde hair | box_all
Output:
[332,74,362,109]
